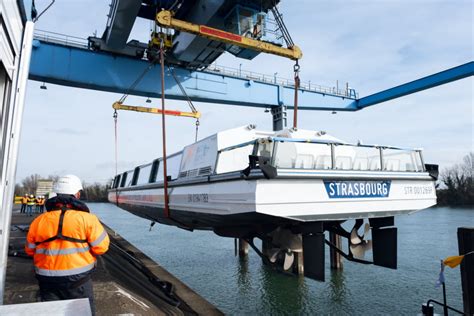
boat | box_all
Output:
[108,124,438,280]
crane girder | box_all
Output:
[28,39,472,111]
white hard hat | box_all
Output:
[53,174,83,195]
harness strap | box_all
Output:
[35,208,88,245]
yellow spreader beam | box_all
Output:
[156,10,302,61]
[113,102,200,119]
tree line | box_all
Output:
[14,174,111,202]
[436,152,473,206]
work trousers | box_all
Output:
[38,278,95,315]
[26,205,33,216]
[20,204,26,213]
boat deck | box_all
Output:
[4,208,222,315]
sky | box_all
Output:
[16,0,473,184]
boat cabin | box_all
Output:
[111,125,428,190]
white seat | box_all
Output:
[369,159,381,171]
[335,156,352,170]
[295,154,314,169]
[385,159,400,171]
[275,156,294,168]
[353,158,368,170]
[315,155,331,169]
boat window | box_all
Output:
[274,142,332,169]
[120,172,128,187]
[256,141,274,158]
[156,161,164,182]
[262,139,424,173]
[113,175,121,188]
[149,159,159,183]
[131,167,140,186]
[382,148,423,172]
[167,154,182,179]
[136,164,152,185]
[346,146,381,171]
[274,142,296,168]
[156,154,182,181]
[216,143,254,174]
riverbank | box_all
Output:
[4,209,222,315]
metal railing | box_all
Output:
[204,64,358,99]
[34,29,89,49]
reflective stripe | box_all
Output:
[27,243,36,249]
[89,230,107,247]
[35,262,95,277]
[35,246,90,256]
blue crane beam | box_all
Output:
[28,40,473,111]
[356,62,474,108]
[28,40,357,111]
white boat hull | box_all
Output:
[108,172,436,228]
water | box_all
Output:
[91,204,473,315]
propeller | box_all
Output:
[349,220,372,259]
[350,240,372,259]
[268,248,280,263]
[350,222,370,245]
[266,227,302,271]
[268,248,295,270]
[283,251,294,270]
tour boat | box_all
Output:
[108,125,438,280]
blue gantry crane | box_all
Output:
[28,0,473,128]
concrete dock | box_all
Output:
[4,208,222,315]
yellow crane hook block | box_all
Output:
[112,102,201,119]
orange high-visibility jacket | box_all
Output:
[21,197,28,204]
[25,202,109,277]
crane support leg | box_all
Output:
[271,106,287,131]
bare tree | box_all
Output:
[82,182,110,202]
[21,174,41,195]
[438,152,474,206]
[14,183,23,196]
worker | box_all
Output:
[25,175,109,315]
[38,196,45,213]
[20,194,28,213]
[26,194,35,216]
[36,195,46,214]
[35,195,41,213]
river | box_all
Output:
[91,204,472,315]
